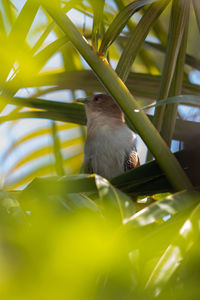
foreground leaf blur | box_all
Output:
[0,176,199,299]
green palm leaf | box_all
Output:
[99,0,158,56]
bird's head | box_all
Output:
[76,94,124,123]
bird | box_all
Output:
[80,93,140,179]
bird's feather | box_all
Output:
[124,150,140,171]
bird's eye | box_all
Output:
[93,96,99,102]
[93,96,102,103]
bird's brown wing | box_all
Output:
[124,151,140,171]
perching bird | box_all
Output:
[80,94,140,179]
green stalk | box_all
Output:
[161,6,190,145]
[153,0,190,131]
[39,0,192,191]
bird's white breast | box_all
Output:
[84,124,136,179]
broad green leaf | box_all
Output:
[145,200,200,294]
[111,159,170,196]
[60,192,102,213]
[125,190,199,227]
[118,192,200,271]
[112,148,200,195]
[21,175,101,213]
[20,174,135,220]
[112,160,163,187]
[0,189,25,220]
[94,175,136,220]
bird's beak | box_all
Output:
[75,96,93,104]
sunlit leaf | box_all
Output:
[145,200,200,295]
[20,173,135,220]
[125,190,199,227]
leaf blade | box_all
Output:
[99,0,158,56]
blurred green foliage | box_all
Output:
[0,0,199,188]
[0,176,200,299]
